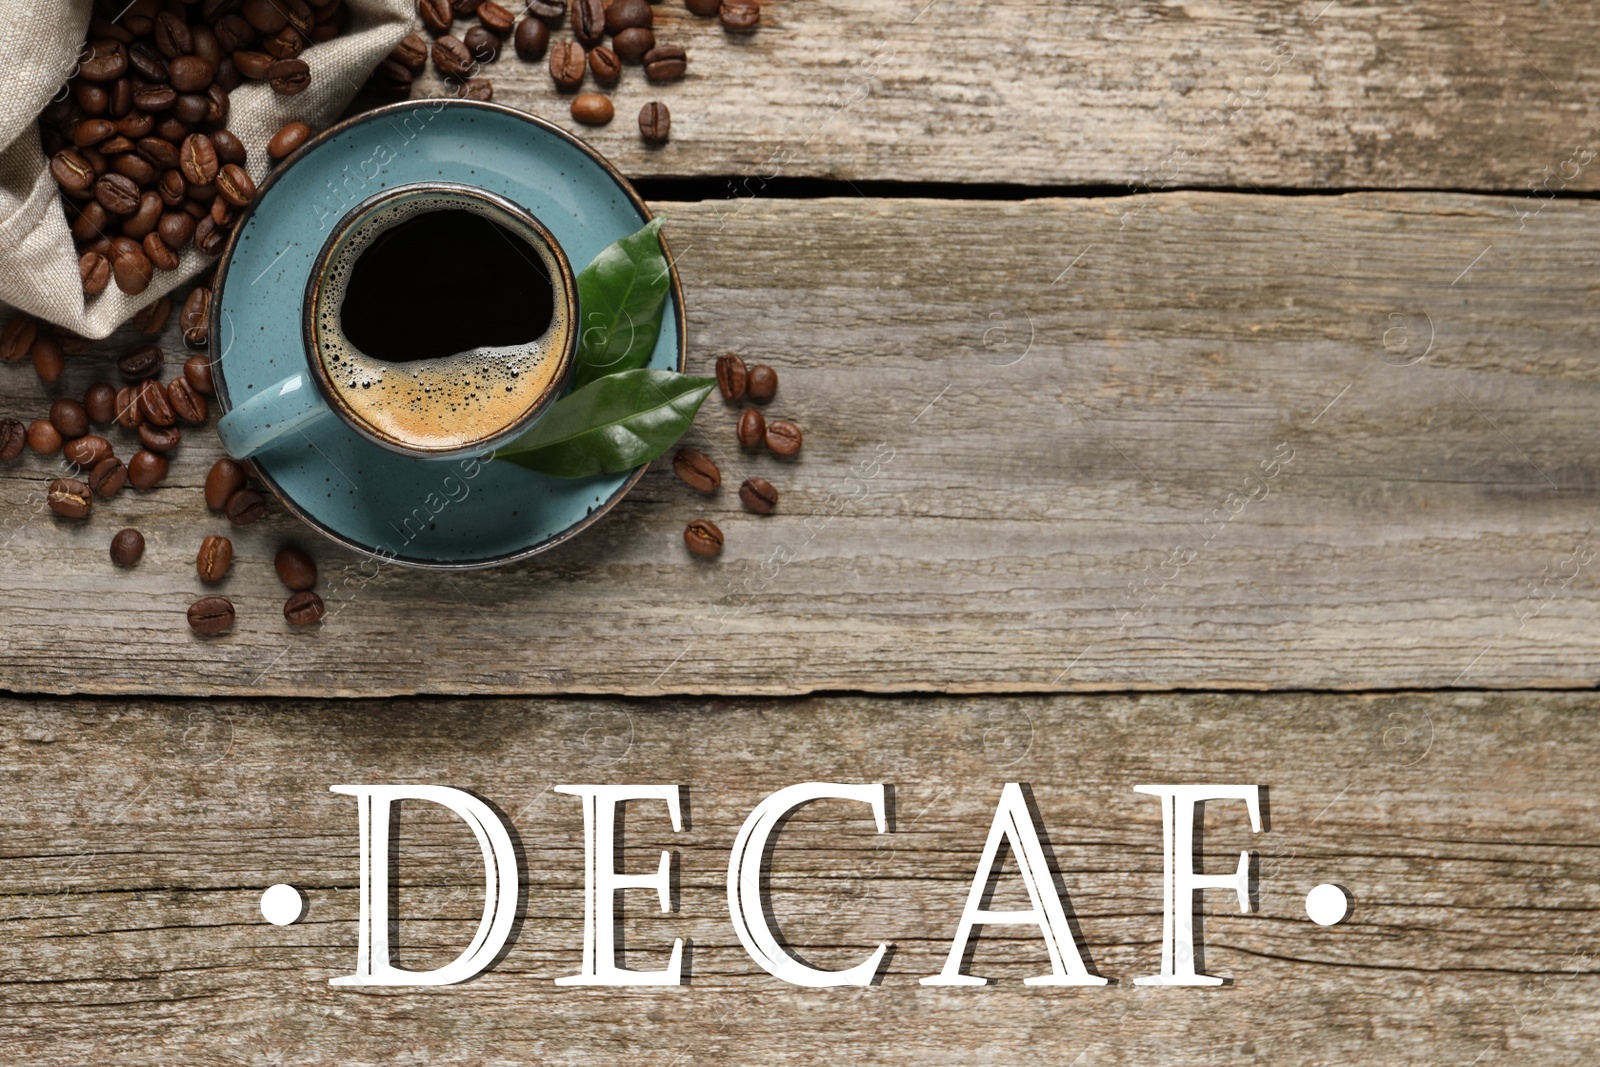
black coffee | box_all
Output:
[339,209,555,364]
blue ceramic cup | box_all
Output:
[217,181,578,463]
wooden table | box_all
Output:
[2,2,1598,1063]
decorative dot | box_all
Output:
[1305,883,1349,926]
[260,883,304,926]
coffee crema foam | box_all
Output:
[311,193,570,452]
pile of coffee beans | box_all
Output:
[672,353,796,558]
[384,0,761,144]
[40,0,350,297]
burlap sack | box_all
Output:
[0,0,412,339]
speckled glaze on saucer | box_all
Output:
[209,100,685,569]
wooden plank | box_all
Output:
[402,0,1600,189]
[0,691,1595,1065]
[2,191,1599,696]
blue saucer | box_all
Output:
[210,100,685,568]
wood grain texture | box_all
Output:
[0,691,1595,1065]
[399,0,1600,189]
[2,191,1599,696]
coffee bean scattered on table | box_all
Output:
[181,289,213,347]
[571,93,614,125]
[739,476,778,514]
[639,101,671,144]
[49,398,89,439]
[27,420,61,455]
[716,353,747,400]
[63,434,113,468]
[47,478,92,519]
[284,589,326,626]
[747,364,778,403]
[736,407,765,448]
[765,419,802,456]
[128,448,169,490]
[720,0,761,33]
[673,447,720,493]
[275,545,318,591]
[684,518,723,558]
[226,487,266,525]
[0,418,25,461]
[197,534,234,582]
[183,354,215,395]
[110,528,145,567]
[187,595,235,635]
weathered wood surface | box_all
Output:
[2,192,1599,696]
[0,691,1594,1065]
[404,0,1600,190]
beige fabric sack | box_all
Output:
[0,0,412,339]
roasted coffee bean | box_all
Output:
[739,476,778,514]
[84,382,117,424]
[112,151,156,185]
[167,376,208,424]
[528,0,566,19]
[72,200,110,243]
[226,487,267,524]
[263,25,308,60]
[115,386,142,429]
[73,118,117,148]
[571,93,613,125]
[0,417,24,464]
[144,231,179,271]
[158,168,187,207]
[181,288,212,346]
[63,434,113,468]
[243,0,290,32]
[187,595,235,634]
[116,110,155,139]
[211,197,236,230]
[194,215,227,255]
[463,25,499,62]
[128,448,169,490]
[205,457,246,511]
[142,134,182,171]
[118,2,156,36]
[173,91,210,125]
[131,296,171,334]
[197,534,234,582]
[433,35,473,77]
[478,1,515,32]
[284,589,326,626]
[111,527,145,566]
[80,40,129,82]
[169,55,215,92]
[128,42,169,83]
[48,478,93,519]
[0,314,38,363]
[549,40,586,88]
[572,0,605,44]
[643,44,687,82]
[180,133,219,185]
[216,163,255,206]
[97,134,136,156]
[736,406,765,448]
[720,0,760,32]
[589,45,620,85]
[606,0,652,33]
[27,419,62,455]
[51,149,96,194]
[32,333,65,384]
[453,0,481,15]
[683,518,723,558]
[715,352,747,400]
[612,25,654,61]
[89,455,128,498]
[393,31,429,71]
[268,58,311,94]
[212,128,248,166]
[673,447,721,493]
[275,545,318,590]
[80,251,112,294]
[513,17,549,57]
[155,11,194,58]
[95,172,141,214]
[765,418,802,455]
[122,191,163,241]
[108,77,135,118]
[111,240,154,295]
[138,422,182,451]
[374,57,414,96]
[138,379,176,427]
[0,418,22,462]
[267,120,311,161]
[184,353,215,395]
[458,77,493,100]
[233,49,275,79]
[75,82,110,116]
[686,0,720,15]
[50,398,89,439]
[639,101,671,144]
[203,82,232,123]
[746,363,777,403]
[418,0,453,33]
[215,13,255,52]
[119,344,163,382]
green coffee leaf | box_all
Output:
[572,217,671,388]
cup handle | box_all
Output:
[216,372,333,459]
